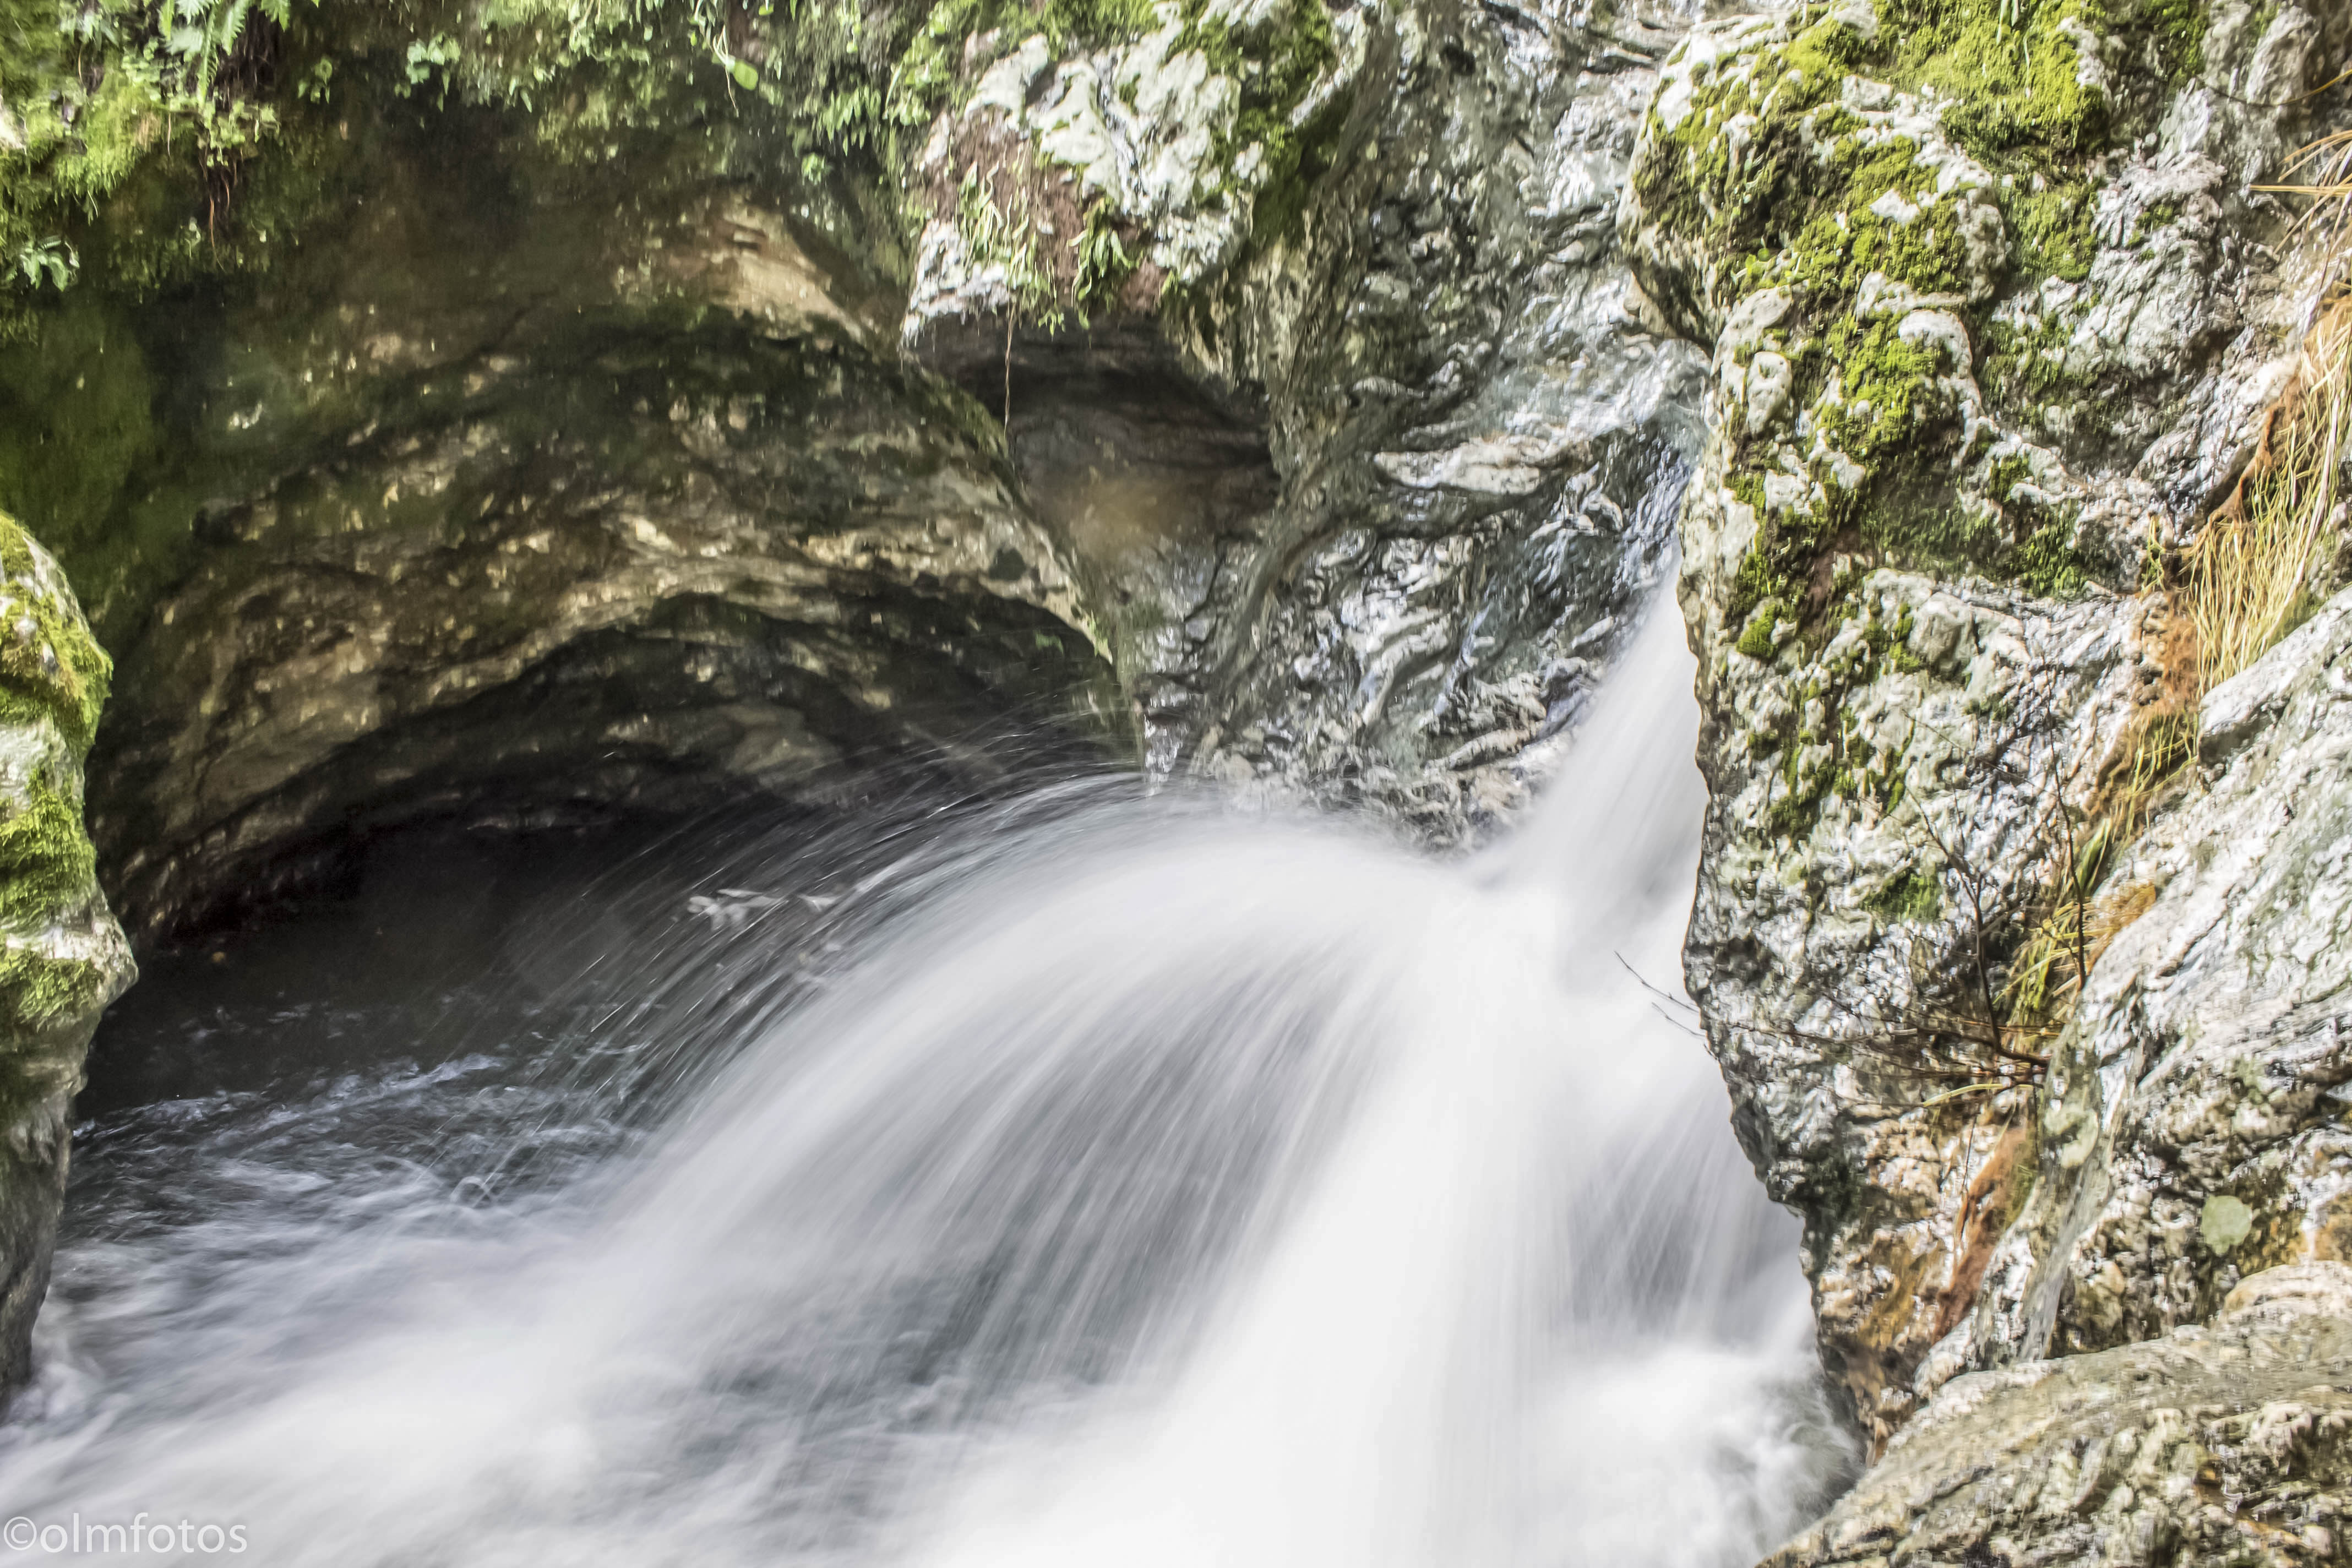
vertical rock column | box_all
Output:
[0,511,132,1386]
[1620,0,2348,1449]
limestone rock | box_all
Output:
[1622,0,2352,1450]
[900,0,1713,843]
[1768,1262,2352,1568]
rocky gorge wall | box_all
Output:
[3,0,2352,1558]
[0,0,1705,928]
[4,88,1129,940]
[891,0,1711,830]
[1620,0,2352,1476]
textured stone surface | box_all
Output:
[908,0,1712,841]
[1770,1262,2352,1568]
[901,0,1371,326]
[1679,560,2147,1442]
[1622,0,2352,1447]
[1986,584,2352,1368]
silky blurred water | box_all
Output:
[0,598,1855,1565]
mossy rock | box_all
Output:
[0,510,124,1036]
[1629,0,2152,623]
[0,511,111,756]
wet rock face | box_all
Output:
[7,106,1121,940]
[92,312,1114,937]
[1772,1263,2352,1568]
[1622,0,2352,1451]
[912,320,1284,774]
[2011,586,2352,1361]
[905,0,1710,840]
[0,518,132,1385]
[8,0,1714,910]
[1679,563,2149,1440]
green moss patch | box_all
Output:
[0,513,110,754]
[0,943,105,1032]
[1173,0,1341,245]
[1867,865,1945,921]
[1637,0,2175,615]
[0,514,115,1033]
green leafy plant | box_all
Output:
[401,32,462,101]
[11,239,77,293]
[1072,201,1133,315]
[160,0,294,106]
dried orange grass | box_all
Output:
[2000,122,2352,1033]
[2187,293,2352,690]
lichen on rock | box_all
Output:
[1625,0,2128,623]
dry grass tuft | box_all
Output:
[2093,704,2199,843]
[2187,293,2352,691]
[2006,873,2159,1021]
[2260,123,2352,252]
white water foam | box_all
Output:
[0,594,1852,1564]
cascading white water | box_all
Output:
[0,591,1852,1565]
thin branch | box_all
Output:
[1616,951,1700,1013]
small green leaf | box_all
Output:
[730,59,759,89]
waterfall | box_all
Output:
[0,592,1851,1565]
